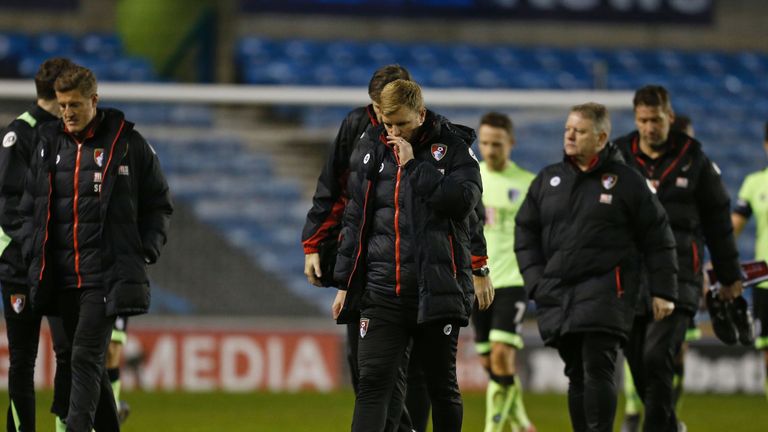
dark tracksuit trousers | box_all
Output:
[557,332,622,432]
[346,322,418,432]
[624,308,689,432]
[2,281,71,431]
[57,288,119,432]
[352,291,462,432]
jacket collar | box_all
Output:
[565,142,620,173]
[29,103,57,124]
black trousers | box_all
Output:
[57,288,119,432]
[557,332,622,432]
[352,291,462,432]
[346,322,418,432]
[404,352,431,432]
[2,281,72,431]
[624,309,689,432]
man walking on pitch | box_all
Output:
[614,85,743,432]
[731,120,768,402]
[515,103,677,432]
[22,64,173,432]
[0,57,75,432]
[472,112,535,432]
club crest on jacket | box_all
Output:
[94,148,104,167]
[10,294,25,314]
[601,173,618,190]
[431,144,447,161]
[360,318,370,338]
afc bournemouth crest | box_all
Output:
[359,318,370,339]
[10,294,25,314]
[601,173,618,190]
[431,144,447,161]
[94,148,104,167]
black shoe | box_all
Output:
[731,295,755,346]
[706,290,738,345]
[118,400,131,425]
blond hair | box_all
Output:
[379,79,424,116]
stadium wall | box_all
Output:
[1,320,763,395]
[237,1,768,53]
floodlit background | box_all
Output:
[1,1,767,430]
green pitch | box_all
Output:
[2,390,765,431]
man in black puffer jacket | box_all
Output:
[21,65,172,432]
[515,103,677,432]
[0,56,75,432]
[303,65,492,432]
[335,79,481,432]
[614,85,742,432]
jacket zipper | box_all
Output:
[615,266,623,298]
[73,143,83,288]
[691,241,700,274]
[39,174,53,281]
[100,120,126,192]
[391,146,403,296]
[347,182,373,289]
[394,164,402,295]
[448,234,457,278]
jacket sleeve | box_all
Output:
[630,176,678,301]
[134,132,173,264]
[514,174,545,298]
[404,143,481,220]
[302,112,360,254]
[470,200,488,269]
[332,154,366,290]
[19,137,43,265]
[696,157,741,284]
[0,124,33,247]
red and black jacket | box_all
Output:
[615,130,741,313]
[302,105,487,287]
[21,108,173,316]
[334,110,482,326]
[0,104,57,285]
[515,143,677,346]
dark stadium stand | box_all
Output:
[148,135,329,314]
[0,31,155,81]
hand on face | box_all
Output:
[388,135,414,166]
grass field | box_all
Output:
[2,390,766,431]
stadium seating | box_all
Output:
[149,136,332,311]
[0,31,156,81]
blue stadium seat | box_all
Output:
[236,36,279,64]
[243,60,302,85]
[16,54,48,78]
[324,40,365,67]
[32,32,76,57]
[78,32,123,60]
[0,32,30,61]
[282,39,322,65]
[364,41,406,66]
[110,57,156,81]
